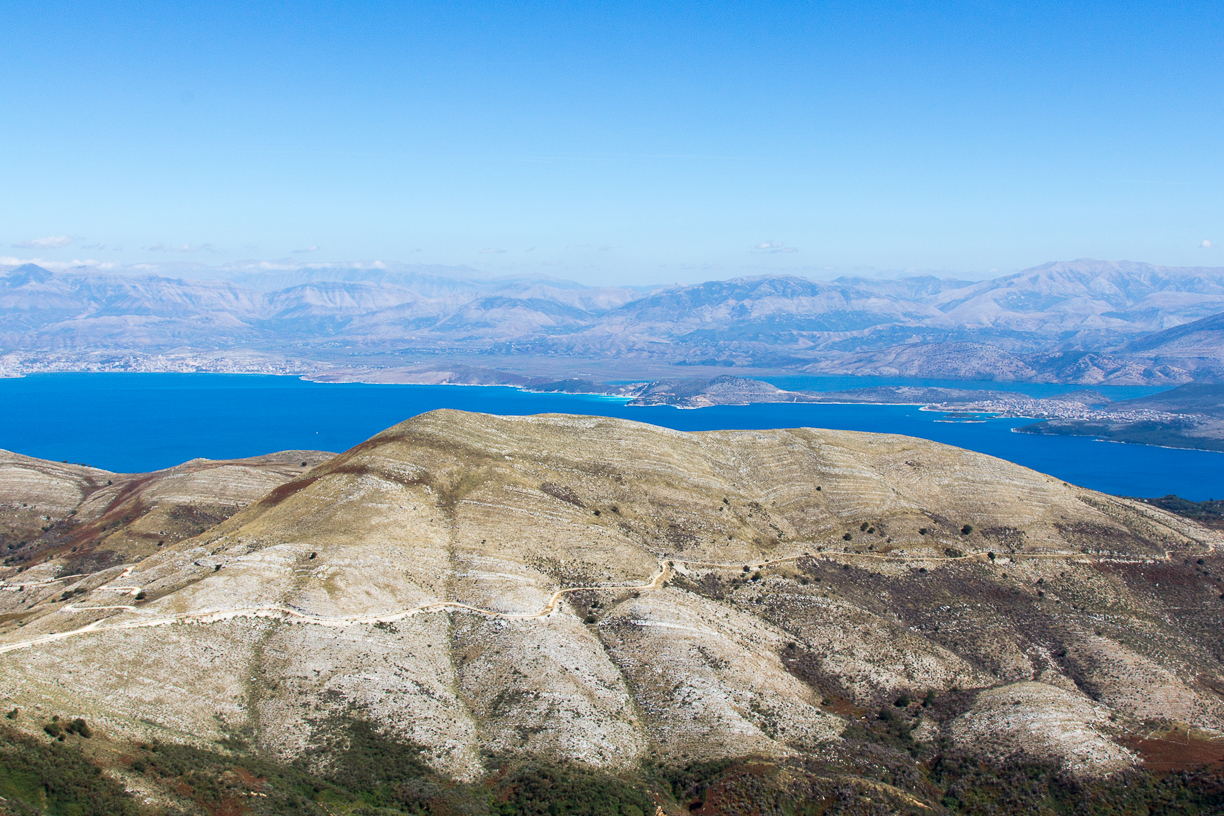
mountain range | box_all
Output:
[3,258,1224,384]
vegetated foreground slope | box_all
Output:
[1,411,1224,813]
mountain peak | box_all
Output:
[4,263,53,287]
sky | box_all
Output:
[1,0,1221,285]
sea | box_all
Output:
[0,373,1218,500]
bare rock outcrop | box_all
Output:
[952,682,1136,776]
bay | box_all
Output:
[0,372,1218,500]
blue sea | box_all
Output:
[0,373,1218,500]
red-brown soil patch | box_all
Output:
[258,476,319,508]
[1126,728,1224,771]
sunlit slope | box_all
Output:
[1,410,1220,780]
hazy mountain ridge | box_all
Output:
[3,259,1224,383]
[1122,312,1224,379]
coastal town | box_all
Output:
[0,351,322,379]
[926,394,1192,426]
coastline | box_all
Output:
[1012,423,1224,455]
[4,368,1222,454]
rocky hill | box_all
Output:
[0,448,334,578]
[1,411,1222,813]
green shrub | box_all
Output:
[0,725,140,815]
[493,762,653,816]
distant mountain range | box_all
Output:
[2,258,1223,384]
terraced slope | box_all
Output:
[0,410,1221,788]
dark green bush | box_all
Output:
[493,763,653,816]
[0,725,140,815]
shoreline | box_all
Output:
[1011,424,1224,455]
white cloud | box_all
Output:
[293,245,321,253]
[480,248,506,254]
[148,243,214,253]
[753,241,798,254]
[0,256,109,269]
[1202,240,1214,248]
[234,258,388,272]
[12,235,73,249]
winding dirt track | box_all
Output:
[0,562,674,655]
[1,526,1217,656]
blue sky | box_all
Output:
[1,0,1221,284]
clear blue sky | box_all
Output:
[2,0,1221,284]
